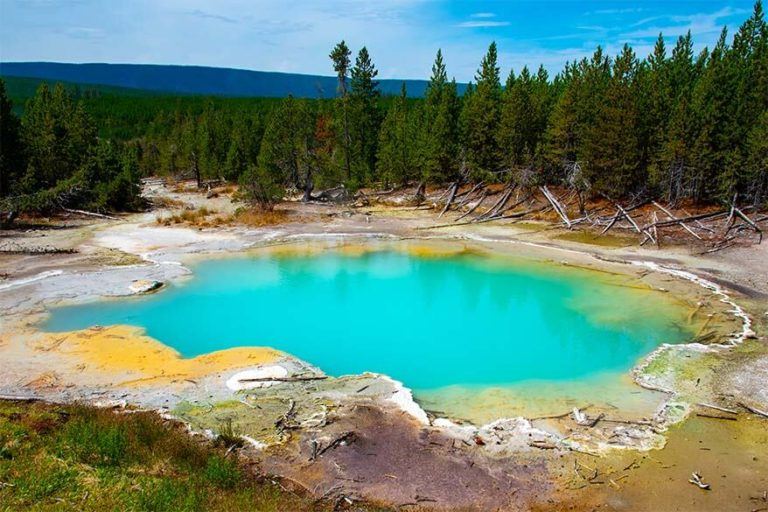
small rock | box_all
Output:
[129,279,163,294]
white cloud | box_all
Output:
[187,9,238,24]
[458,20,510,28]
[470,12,496,18]
[591,7,646,15]
[63,27,106,40]
[621,6,749,39]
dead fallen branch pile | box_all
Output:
[417,181,764,251]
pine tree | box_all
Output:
[499,65,549,171]
[582,45,641,196]
[719,1,768,199]
[745,110,768,204]
[656,32,698,202]
[421,50,460,183]
[641,34,671,190]
[349,46,381,187]
[21,83,96,192]
[0,79,24,198]
[329,41,352,181]
[224,131,248,181]
[253,96,314,202]
[462,42,502,180]
[690,29,731,202]
[377,84,416,187]
[543,62,582,179]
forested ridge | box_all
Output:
[0,1,766,221]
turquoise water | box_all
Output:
[44,250,692,390]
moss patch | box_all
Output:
[554,230,638,248]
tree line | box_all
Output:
[1,1,766,217]
[0,81,143,222]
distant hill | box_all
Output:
[2,75,161,104]
[0,62,463,98]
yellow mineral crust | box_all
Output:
[33,325,281,386]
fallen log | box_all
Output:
[317,431,356,456]
[649,210,728,229]
[422,205,548,229]
[732,206,762,243]
[455,191,488,222]
[238,376,328,383]
[63,208,118,220]
[475,186,514,222]
[617,203,642,234]
[682,209,716,232]
[455,182,484,205]
[601,209,622,235]
[696,411,737,421]
[367,187,397,196]
[652,201,702,240]
[497,191,533,216]
[529,440,558,450]
[0,394,43,402]
[540,186,571,228]
[738,401,768,418]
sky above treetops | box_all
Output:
[0,0,758,82]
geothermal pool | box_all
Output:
[45,249,693,404]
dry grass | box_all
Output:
[155,206,299,228]
[150,196,187,209]
[229,208,292,227]
[156,207,227,228]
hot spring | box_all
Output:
[44,246,696,421]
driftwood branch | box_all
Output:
[689,472,711,490]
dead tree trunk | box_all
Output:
[1,210,18,230]
[413,182,426,205]
[439,182,459,218]
[191,151,202,189]
[733,206,762,243]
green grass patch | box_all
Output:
[0,400,386,511]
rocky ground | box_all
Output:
[0,181,766,511]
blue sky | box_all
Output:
[0,1,758,81]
